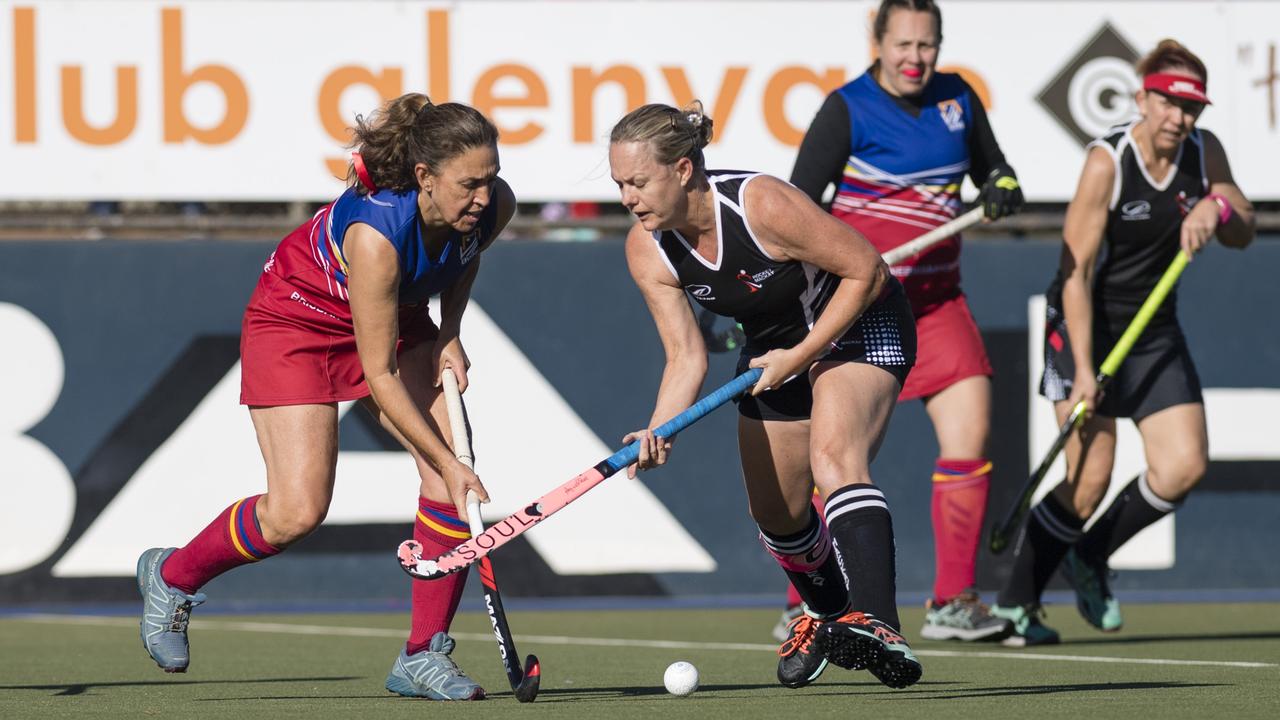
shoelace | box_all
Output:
[951,594,997,623]
[414,652,467,680]
[777,615,820,657]
[1029,604,1049,623]
[169,602,193,632]
[872,624,905,644]
[835,611,905,645]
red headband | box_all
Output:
[1143,73,1211,105]
[351,152,377,192]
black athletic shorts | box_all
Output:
[1039,303,1202,420]
[736,281,916,422]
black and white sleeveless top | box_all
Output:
[653,170,838,351]
[1050,121,1207,340]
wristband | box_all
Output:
[1205,192,1233,225]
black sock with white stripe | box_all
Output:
[1077,471,1180,561]
[758,505,849,617]
[998,490,1084,608]
[824,484,901,631]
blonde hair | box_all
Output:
[609,101,714,171]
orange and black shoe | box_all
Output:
[813,610,922,689]
[776,610,829,688]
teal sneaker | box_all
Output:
[813,611,922,689]
[136,547,206,672]
[1062,548,1123,632]
[920,590,1012,642]
[386,632,485,700]
[991,604,1060,647]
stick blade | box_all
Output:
[514,655,541,703]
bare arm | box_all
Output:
[1200,130,1256,250]
[1060,146,1113,406]
[434,178,518,391]
[623,222,709,475]
[344,223,458,472]
[743,175,889,391]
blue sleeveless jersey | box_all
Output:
[831,71,973,312]
[294,186,492,306]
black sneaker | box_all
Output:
[814,610,922,689]
[776,611,828,688]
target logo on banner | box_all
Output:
[1037,23,1142,146]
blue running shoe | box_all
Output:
[1062,548,1123,632]
[386,632,486,701]
[136,547,206,672]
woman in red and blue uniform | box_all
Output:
[785,0,1022,642]
[135,94,514,701]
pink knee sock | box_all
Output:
[406,496,471,655]
[930,459,991,603]
[161,494,280,594]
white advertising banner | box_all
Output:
[2,1,1278,201]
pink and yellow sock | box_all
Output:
[161,494,281,594]
[407,496,471,655]
[930,458,991,603]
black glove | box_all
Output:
[978,163,1024,220]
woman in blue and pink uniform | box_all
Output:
[135,93,514,701]
[782,0,1022,643]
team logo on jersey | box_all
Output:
[1120,200,1151,221]
[688,284,715,300]
[737,268,775,293]
[459,231,481,263]
[1176,191,1200,217]
[937,99,966,132]
[263,251,277,273]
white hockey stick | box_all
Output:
[881,206,985,266]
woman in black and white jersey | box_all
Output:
[609,102,920,691]
[992,40,1255,646]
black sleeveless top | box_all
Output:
[653,170,838,351]
[1049,121,1207,342]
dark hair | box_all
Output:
[609,101,714,172]
[872,0,943,43]
[346,93,499,193]
[1136,39,1207,84]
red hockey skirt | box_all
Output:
[898,293,992,402]
[239,272,438,406]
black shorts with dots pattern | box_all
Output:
[736,279,917,422]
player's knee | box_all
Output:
[747,498,808,535]
[1149,452,1206,499]
[809,444,868,489]
[1056,477,1106,519]
[260,496,329,546]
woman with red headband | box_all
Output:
[135,93,514,700]
[991,40,1255,645]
